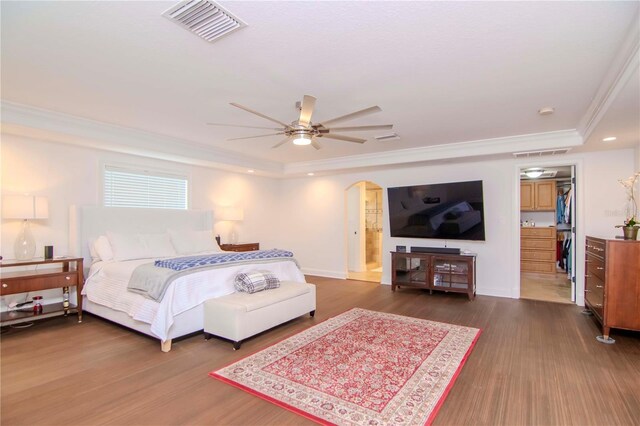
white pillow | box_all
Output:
[94,235,114,262]
[142,233,177,258]
[168,229,221,255]
[88,238,99,260]
[107,232,176,261]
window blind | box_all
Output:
[104,166,188,209]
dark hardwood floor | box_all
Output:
[2,276,639,425]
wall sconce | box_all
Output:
[215,206,244,244]
[2,195,49,260]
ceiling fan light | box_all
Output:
[293,134,312,145]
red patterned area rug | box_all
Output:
[210,308,480,426]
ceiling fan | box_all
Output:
[208,95,393,150]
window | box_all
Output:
[103,166,188,209]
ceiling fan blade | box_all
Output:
[207,122,284,130]
[319,133,367,144]
[298,95,317,127]
[227,132,286,141]
[230,102,291,128]
[326,124,393,132]
[271,137,291,149]
[311,139,322,150]
[318,106,382,127]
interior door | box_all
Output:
[347,183,366,272]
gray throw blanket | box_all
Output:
[127,256,298,302]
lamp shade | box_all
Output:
[215,206,244,221]
[2,195,49,219]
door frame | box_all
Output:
[512,158,585,306]
[344,180,384,279]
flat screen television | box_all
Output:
[387,180,485,241]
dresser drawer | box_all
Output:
[585,274,604,319]
[521,260,556,274]
[586,238,605,258]
[1,273,78,296]
[521,250,556,262]
[521,227,556,238]
[586,254,605,281]
[521,238,556,251]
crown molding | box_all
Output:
[1,101,584,178]
[283,130,583,175]
[578,14,640,141]
[0,101,284,177]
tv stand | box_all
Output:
[391,251,476,300]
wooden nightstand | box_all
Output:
[0,257,84,326]
[220,243,260,252]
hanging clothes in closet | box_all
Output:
[563,188,572,225]
[556,185,572,225]
[557,230,572,277]
[556,191,565,224]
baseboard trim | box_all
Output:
[301,268,347,280]
[476,287,511,298]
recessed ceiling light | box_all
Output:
[247,169,254,173]
[307,172,315,176]
[538,107,555,116]
[602,136,617,142]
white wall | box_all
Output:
[0,134,283,308]
[0,134,283,256]
[279,149,637,300]
[2,133,636,307]
[280,159,515,297]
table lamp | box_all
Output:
[216,206,244,244]
[2,195,49,260]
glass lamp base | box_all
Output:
[14,220,36,261]
[228,228,239,244]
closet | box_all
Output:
[520,166,576,303]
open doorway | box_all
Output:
[346,181,383,283]
[519,165,576,303]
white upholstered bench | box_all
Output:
[203,281,316,350]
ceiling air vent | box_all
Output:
[162,0,247,43]
[374,133,400,141]
[513,148,571,158]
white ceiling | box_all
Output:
[1,1,639,175]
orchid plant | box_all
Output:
[617,171,640,228]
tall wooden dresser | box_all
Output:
[584,236,640,343]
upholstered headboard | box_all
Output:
[69,205,213,267]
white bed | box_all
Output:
[69,206,305,352]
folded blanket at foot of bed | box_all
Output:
[154,249,294,271]
[128,251,298,302]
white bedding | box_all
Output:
[83,256,306,341]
